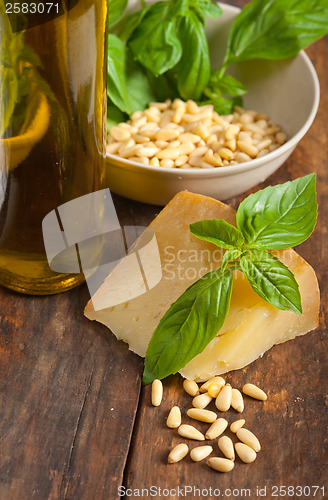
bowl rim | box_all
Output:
[107,3,320,179]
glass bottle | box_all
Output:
[0,0,107,294]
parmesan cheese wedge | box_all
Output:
[84,191,319,381]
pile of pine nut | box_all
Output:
[151,377,267,472]
[107,99,287,169]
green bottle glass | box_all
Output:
[0,0,107,294]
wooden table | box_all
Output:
[1,4,327,499]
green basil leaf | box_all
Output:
[107,0,128,28]
[128,1,183,76]
[200,94,243,115]
[189,0,222,20]
[177,11,211,100]
[240,251,302,314]
[125,49,157,113]
[224,0,328,64]
[107,34,156,115]
[107,99,128,129]
[190,219,244,250]
[221,249,242,270]
[207,70,247,96]
[143,267,233,384]
[107,34,131,114]
[236,174,317,249]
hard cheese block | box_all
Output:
[84,191,320,381]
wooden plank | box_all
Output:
[0,273,143,500]
[122,35,328,498]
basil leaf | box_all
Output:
[222,249,242,270]
[125,49,157,113]
[236,174,317,249]
[107,34,156,115]
[224,0,328,64]
[177,11,211,100]
[107,34,131,114]
[108,0,128,28]
[189,0,222,20]
[240,251,302,314]
[143,267,233,384]
[107,99,128,129]
[190,219,244,250]
[207,71,247,97]
[128,1,184,76]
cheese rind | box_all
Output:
[84,191,320,380]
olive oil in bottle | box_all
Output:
[0,0,107,294]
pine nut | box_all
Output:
[173,107,185,124]
[237,141,258,157]
[218,436,235,461]
[160,159,174,168]
[257,138,272,151]
[109,126,131,142]
[155,128,180,141]
[166,406,182,428]
[150,101,170,110]
[276,131,287,144]
[238,131,253,143]
[178,424,205,441]
[207,457,234,472]
[168,443,189,463]
[187,408,217,423]
[175,155,189,167]
[192,392,212,409]
[156,148,180,160]
[230,419,245,433]
[149,157,160,166]
[138,157,149,165]
[155,140,169,148]
[218,147,234,161]
[183,379,199,397]
[200,377,225,393]
[178,141,196,155]
[208,384,223,398]
[189,157,204,168]
[190,445,213,462]
[106,142,121,154]
[151,379,163,406]
[186,99,199,114]
[236,428,261,452]
[205,418,228,440]
[234,152,251,163]
[134,134,150,143]
[193,124,210,140]
[225,125,240,140]
[235,442,257,463]
[225,138,237,152]
[231,388,244,413]
[215,384,232,411]
[179,133,201,143]
[243,383,267,401]
[136,147,159,157]
[190,146,209,157]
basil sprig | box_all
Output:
[143,174,317,384]
[107,0,328,124]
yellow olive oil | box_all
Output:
[0,0,107,294]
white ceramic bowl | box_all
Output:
[106,3,320,205]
